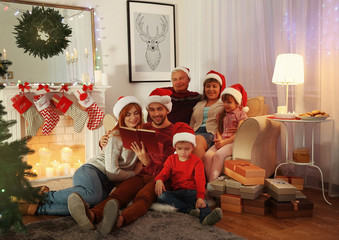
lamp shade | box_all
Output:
[272,54,304,85]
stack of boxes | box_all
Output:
[207,159,313,219]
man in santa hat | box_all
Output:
[152,66,201,124]
[69,88,176,235]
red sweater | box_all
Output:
[141,122,175,177]
[155,154,206,199]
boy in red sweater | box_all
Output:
[155,122,223,225]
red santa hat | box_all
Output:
[221,83,249,112]
[172,122,196,147]
[145,88,172,112]
[113,96,141,118]
[172,66,191,79]
[204,70,226,92]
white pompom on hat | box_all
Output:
[204,70,226,92]
[221,83,249,112]
[172,122,196,147]
[145,88,173,112]
[172,66,191,79]
[113,96,141,119]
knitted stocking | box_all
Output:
[11,94,44,137]
[78,92,104,130]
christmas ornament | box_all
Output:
[13,6,72,60]
[78,84,104,130]
[51,84,87,133]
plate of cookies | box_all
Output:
[297,110,330,120]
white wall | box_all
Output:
[29,0,202,113]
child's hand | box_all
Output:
[131,141,150,166]
[196,198,206,208]
[155,180,166,196]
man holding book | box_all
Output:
[68,88,175,235]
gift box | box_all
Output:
[240,184,264,200]
[269,198,313,219]
[225,160,265,185]
[276,175,304,190]
[242,194,270,216]
[220,194,243,213]
[265,178,296,202]
[296,191,306,199]
[293,148,310,163]
[225,178,242,195]
[208,179,227,193]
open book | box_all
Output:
[119,126,160,154]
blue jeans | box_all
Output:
[157,189,211,223]
[195,126,215,148]
[37,164,115,215]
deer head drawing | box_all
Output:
[135,13,169,71]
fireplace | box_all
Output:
[0,85,109,181]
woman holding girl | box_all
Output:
[22,96,144,216]
[190,70,226,160]
[204,84,249,182]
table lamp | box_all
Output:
[272,54,304,118]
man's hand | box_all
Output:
[155,180,166,196]
[195,198,206,209]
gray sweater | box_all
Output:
[87,130,138,182]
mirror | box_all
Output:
[0,0,96,84]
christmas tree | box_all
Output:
[0,84,43,234]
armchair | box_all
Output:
[224,96,281,178]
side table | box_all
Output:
[269,117,333,205]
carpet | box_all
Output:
[1,211,246,240]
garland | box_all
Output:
[13,6,72,60]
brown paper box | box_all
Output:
[265,178,296,194]
[243,205,268,216]
[221,203,243,213]
[243,194,270,208]
[269,198,313,218]
[209,179,227,192]
[225,159,266,178]
[225,168,265,185]
[220,194,242,205]
[240,185,263,200]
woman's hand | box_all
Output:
[100,131,112,148]
[133,161,143,175]
[130,141,150,166]
[155,180,166,196]
[196,198,206,209]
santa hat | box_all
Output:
[145,88,172,112]
[113,96,141,118]
[172,122,196,147]
[221,83,249,112]
[172,66,191,79]
[204,70,226,92]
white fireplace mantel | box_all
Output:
[0,84,110,161]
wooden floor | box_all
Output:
[23,188,339,240]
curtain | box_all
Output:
[196,0,339,196]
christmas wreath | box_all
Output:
[13,6,72,60]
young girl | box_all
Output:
[22,96,144,216]
[203,84,249,182]
[155,122,223,226]
[190,70,225,160]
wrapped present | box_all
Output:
[220,194,243,213]
[265,178,296,202]
[293,148,310,163]
[208,179,227,193]
[225,178,242,195]
[276,175,304,190]
[240,184,264,200]
[242,194,270,216]
[225,160,265,185]
[269,198,313,219]
[296,191,307,199]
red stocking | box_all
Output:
[78,91,104,130]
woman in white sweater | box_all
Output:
[24,96,144,216]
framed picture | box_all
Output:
[127,1,176,82]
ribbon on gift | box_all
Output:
[18,82,30,93]
[37,84,50,92]
[232,162,251,171]
[292,200,300,211]
[82,84,93,92]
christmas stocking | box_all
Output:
[34,94,60,135]
[11,94,44,137]
[51,94,88,133]
[78,91,104,130]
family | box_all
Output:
[22,66,250,235]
